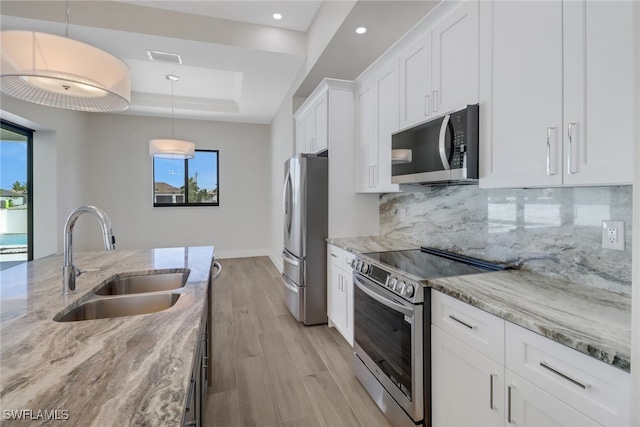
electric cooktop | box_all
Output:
[363,246,508,280]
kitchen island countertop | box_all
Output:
[330,236,631,372]
[0,246,214,426]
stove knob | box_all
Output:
[360,262,369,273]
[388,276,397,289]
[355,260,362,271]
[397,281,405,294]
[403,283,415,298]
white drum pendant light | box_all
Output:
[149,75,195,159]
[0,2,130,112]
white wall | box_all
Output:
[74,113,270,259]
[1,96,88,258]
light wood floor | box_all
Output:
[206,257,392,427]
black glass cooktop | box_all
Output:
[364,247,508,280]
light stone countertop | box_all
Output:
[326,236,420,253]
[0,246,214,426]
[330,236,631,372]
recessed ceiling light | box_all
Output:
[273,13,282,20]
[356,27,367,35]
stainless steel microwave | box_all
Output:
[391,104,479,185]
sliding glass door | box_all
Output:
[0,120,33,270]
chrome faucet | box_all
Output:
[62,205,115,295]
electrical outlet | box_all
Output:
[602,220,625,251]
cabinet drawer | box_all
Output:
[431,291,505,364]
[327,245,344,267]
[505,322,630,426]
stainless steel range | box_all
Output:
[351,247,508,427]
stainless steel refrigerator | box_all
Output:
[282,153,328,325]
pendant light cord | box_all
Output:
[171,77,175,139]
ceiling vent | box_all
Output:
[146,50,183,64]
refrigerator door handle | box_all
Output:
[282,250,300,266]
[283,173,292,234]
[282,274,299,293]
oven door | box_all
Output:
[353,272,424,423]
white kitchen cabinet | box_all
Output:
[431,290,630,427]
[326,244,354,345]
[354,62,400,194]
[295,79,379,239]
[505,371,601,427]
[295,91,328,154]
[432,325,504,427]
[398,1,478,130]
[479,0,634,188]
[398,33,432,129]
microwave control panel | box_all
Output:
[450,109,468,169]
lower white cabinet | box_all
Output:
[431,290,630,427]
[327,245,354,345]
[432,325,504,427]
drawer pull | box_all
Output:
[539,361,590,389]
[489,374,496,410]
[448,314,475,329]
[507,385,514,424]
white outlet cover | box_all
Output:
[602,220,625,251]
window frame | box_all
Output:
[0,120,34,261]
[152,149,220,207]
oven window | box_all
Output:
[354,284,413,400]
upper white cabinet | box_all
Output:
[355,62,401,193]
[479,0,635,188]
[294,79,379,238]
[295,91,328,154]
[398,1,479,130]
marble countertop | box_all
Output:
[333,236,631,372]
[326,236,420,253]
[0,246,214,426]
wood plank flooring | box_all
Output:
[206,257,392,427]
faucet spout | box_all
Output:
[62,205,115,295]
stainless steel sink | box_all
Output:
[94,271,189,296]
[54,293,182,322]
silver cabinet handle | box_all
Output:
[567,123,577,174]
[438,114,451,170]
[448,314,475,329]
[540,361,590,389]
[433,90,439,112]
[373,165,378,187]
[507,385,514,424]
[369,165,374,188]
[330,253,338,258]
[489,374,496,410]
[424,94,431,116]
[546,127,556,175]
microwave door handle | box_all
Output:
[353,275,413,317]
[439,114,451,170]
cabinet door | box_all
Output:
[432,0,479,115]
[295,117,305,154]
[355,82,377,192]
[374,61,400,192]
[304,108,315,153]
[481,0,563,188]
[432,325,504,427]
[562,0,634,185]
[505,371,601,427]
[313,92,328,152]
[399,33,432,129]
[327,263,347,332]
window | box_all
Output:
[153,150,219,207]
[0,120,33,269]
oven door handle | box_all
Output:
[354,275,414,317]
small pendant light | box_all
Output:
[0,1,130,112]
[149,75,195,159]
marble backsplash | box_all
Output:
[380,185,632,295]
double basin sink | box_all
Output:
[54,270,190,322]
